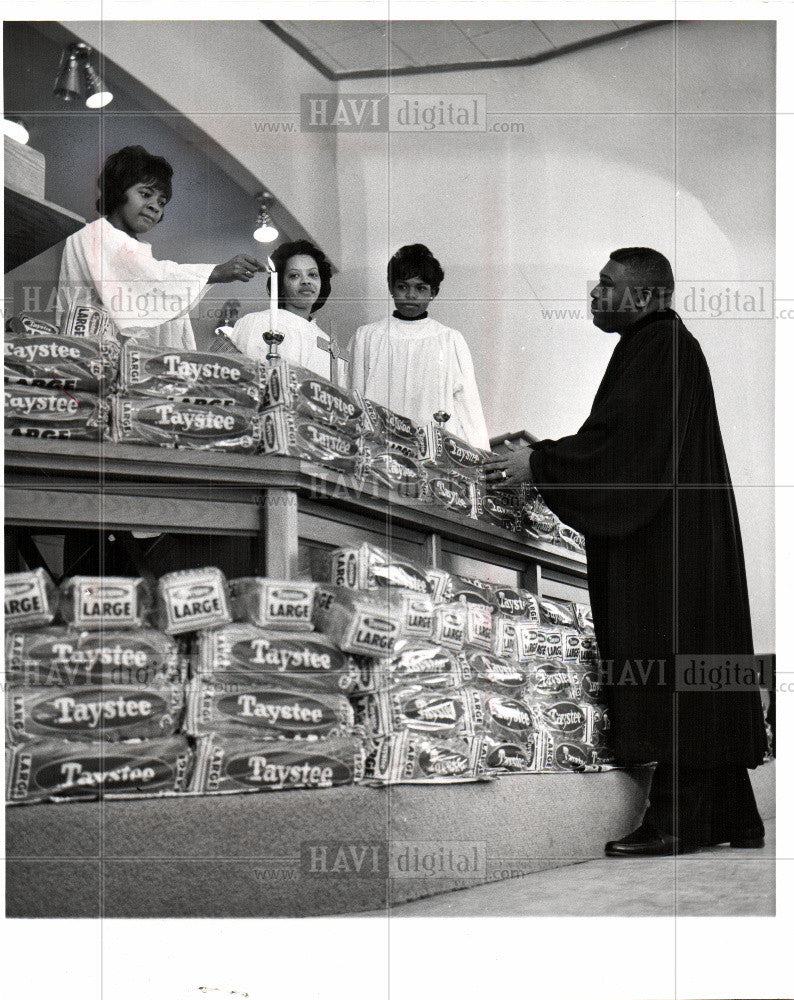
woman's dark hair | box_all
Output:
[270,239,332,314]
[387,244,444,295]
[96,145,173,217]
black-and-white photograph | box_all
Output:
[2,4,787,999]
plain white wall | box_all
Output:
[332,20,774,648]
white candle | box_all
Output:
[267,257,277,335]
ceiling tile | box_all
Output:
[453,20,523,39]
[466,22,554,60]
[322,29,408,72]
[284,20,384,49]
[276,18,641,76]
[387,23,491,66]
[418,37,495,67]
[533,21,615,47]
[386,22,457,58]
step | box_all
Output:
[7,761,773,917]
[7,766,653,917]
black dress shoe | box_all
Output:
[730,833,765,849]
[708,828,766,849]
[605,825,702,857]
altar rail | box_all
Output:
[5,438,589,601]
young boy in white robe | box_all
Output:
[56,145,265,350]
[348,243,489,449]
[228,239,336,380]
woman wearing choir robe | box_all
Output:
[56,145,264,350]
[348,243,489,449]
[228,240,335,379]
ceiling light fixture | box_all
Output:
[3,117,29,145]
[54,42,114,108]
[253,191,279,243]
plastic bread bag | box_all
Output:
[119,341,260,406]
[5,334,118,393]
[330,541,435,596]
[7,680,185,744]
[185,676,355,740]
[191,732,365,794]
[364,731,491,784]
[58,576,153,631]
[5,385,109,440]
[228,578,317,631]
[5,626,185,687]
[112,396,261,453]
[193,624,361,695]
[5,568,57,629]
[155,566,233,635]
[6,735,193,804]
[261,360,363,434]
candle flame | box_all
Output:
[267,257,276,273]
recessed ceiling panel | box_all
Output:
[388,22,485,65]
[268,19,664,79]
[467,22,554,60]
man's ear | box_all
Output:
[634,286,653,309]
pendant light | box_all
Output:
[253,191,279,243]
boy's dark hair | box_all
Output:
[96,145,173,217]
[270,239,332,314]
[388,244,444,295]
[609,247,675,306]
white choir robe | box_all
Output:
[347,314,490,449]
[56,217,213,351]
[229,308,333,380]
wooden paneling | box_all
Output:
[6,438,589,589]
[4,137,45,200]
[5,185,84,272]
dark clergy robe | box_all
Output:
[529,309,766,768]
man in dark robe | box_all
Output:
[483,247,767,855]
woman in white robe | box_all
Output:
[56,145,264,350]
[349,313,489,449]
[348,243,489,449]
[229,240,335,380]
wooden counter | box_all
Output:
[5,437,589,601]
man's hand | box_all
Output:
[481,446,534,488]
[209,255,267,284]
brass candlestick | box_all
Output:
[263,329,285,363]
